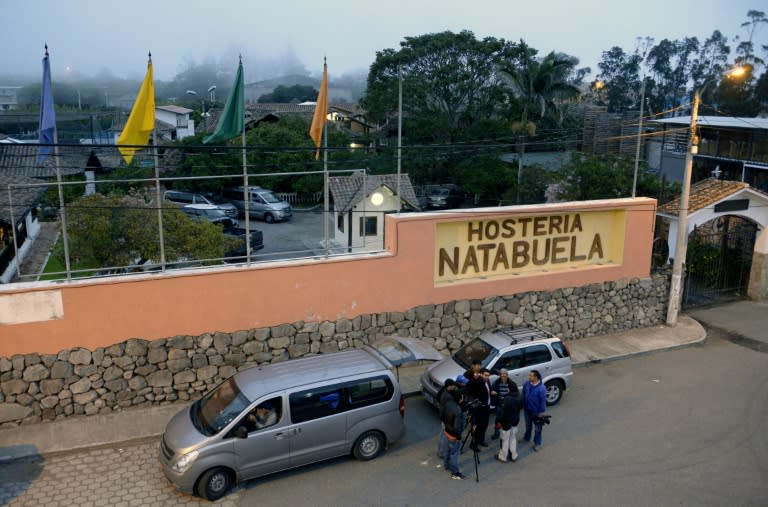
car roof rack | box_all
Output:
[492,325,553,344]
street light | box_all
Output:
[665,66,746,325]
[185,89,207,131]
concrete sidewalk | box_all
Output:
[0,315,706,461]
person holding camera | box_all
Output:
[464,367,492,451]
[522,369,547,451]
[441,387,467,480]
[495,381,522,462]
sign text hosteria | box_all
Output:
[434,210,626,284]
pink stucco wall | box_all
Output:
[0,198,656,357]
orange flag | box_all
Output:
[309,60,328,160]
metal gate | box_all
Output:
[682,218,757,308]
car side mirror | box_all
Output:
[232,426,248,439]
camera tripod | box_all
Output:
[460,413,481,482]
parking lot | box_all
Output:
[248,206,326,261]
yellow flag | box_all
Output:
[117,56,155,164]
[309,61,328,160]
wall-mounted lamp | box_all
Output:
[370,192,384,206]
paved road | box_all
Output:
[238,328,768,506]
[3,329,764,506]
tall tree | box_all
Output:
[691,30,731,106]
[646,37,700,116]
[498,43,580,202]
[735,10,767,67]
[596,46,642,112]
[362,30,513,144]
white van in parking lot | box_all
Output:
[222,186,292,223]
[160,336,441,501]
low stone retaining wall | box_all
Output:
[0,275,669,427]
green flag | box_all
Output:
[203,60,244,144]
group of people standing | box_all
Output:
[437,361,548,480]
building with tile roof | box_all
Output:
[0,175,48,283]
[657,178,768,302]
[328,172,420,253]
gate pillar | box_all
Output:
[747,226,768,302]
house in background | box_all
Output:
[0,175,47,283]
[0,140,123,282]
[155,105,195,141]
[0,86,22,111]
[647,116,768,193]
[328,172,420,253]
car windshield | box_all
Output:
[452,338,497,369]
[433,188,450,196]
[192,377,251,436]
[260,191,281,204]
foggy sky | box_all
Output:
[1,0,764,84]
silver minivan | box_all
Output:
[222,186,292,223]
[160,336,440,500]
[420,325,574,407]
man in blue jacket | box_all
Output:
[522,369,547,451]
[441,388,467,480]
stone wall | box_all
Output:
[0,275,669,427]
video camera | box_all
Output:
[534,414,551,425]
[461,398,482,412]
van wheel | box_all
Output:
[196,467,233,501]
[545,379,564,406]
[264,213,275,223]
[353,431,384,461]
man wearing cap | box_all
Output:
[435,378,457,459]
[496,381,522,462]
[441,387,467,480]
[490,369,514,440]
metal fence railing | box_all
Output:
[2,143,389,283]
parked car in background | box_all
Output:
[223,227,264,262]
[182,204,238,228]
[427,185,465,209]
[420,325,573,406]
[222,186,292,223]
[164,190,238,219]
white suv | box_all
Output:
[420,325,573,406]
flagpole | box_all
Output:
[236,56,250,265]
[54,129,72,280]
[153,129,165,270]
[323,109,329,258]
[41,45,72,281]
[321,58,329,257]
[242,79,250,263]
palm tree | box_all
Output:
[499,45,581,203]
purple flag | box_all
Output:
[38,46,56,163]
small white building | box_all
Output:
[328,172,421,253]
[0,86,22,111]
[155,105,195,140]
